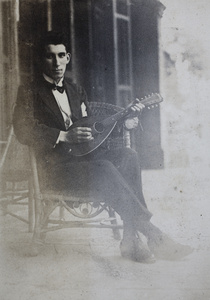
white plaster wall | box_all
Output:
[142,1,210,235]
[160,0,210,170]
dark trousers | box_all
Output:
[46,147,152,229]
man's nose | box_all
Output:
[53,55,60,66]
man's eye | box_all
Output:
[59,53,66,58]
[45,54,53,59]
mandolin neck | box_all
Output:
[101,108,131,127]
[100,93,163,128]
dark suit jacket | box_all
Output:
[13,77,89,169]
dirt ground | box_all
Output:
[0,166,209,300]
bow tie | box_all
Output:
[45,81,65,93]
[52,84,65,93]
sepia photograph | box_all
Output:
[0,0,209,299]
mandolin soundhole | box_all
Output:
[93,122,104,133]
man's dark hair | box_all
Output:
[36,31,70,59]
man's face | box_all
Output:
[43,44,70,82]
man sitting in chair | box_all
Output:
[13,31,192,263]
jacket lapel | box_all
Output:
[38,80,66,130]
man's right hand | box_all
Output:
[58,127,93,144]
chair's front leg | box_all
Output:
[30,192,45,256]
[28,176,35,233]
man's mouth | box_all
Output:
[53,69,62,73]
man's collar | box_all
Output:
[43,73,64,87]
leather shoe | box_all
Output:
[120,236,155,264]
[148,234,193,260]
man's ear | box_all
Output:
[66,53,71,64]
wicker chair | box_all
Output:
[30,102,132,253]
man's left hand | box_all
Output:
[130,99,145,114]
[124,100,145,130]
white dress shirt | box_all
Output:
[43,73,72,129]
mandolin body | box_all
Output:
[68,116,117,156]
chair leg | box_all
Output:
[108,207,121,240]
[0,181,9,215]
[12,181,16,201]
[31,192,45,255]
[28,177,35,233]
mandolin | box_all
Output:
[68,93,163,156]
